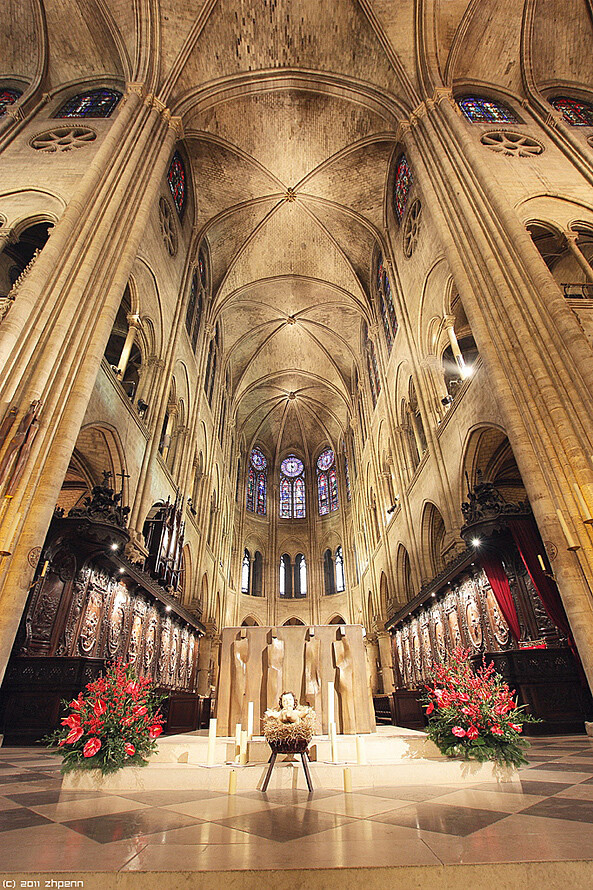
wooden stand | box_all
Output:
[261,741,314,792]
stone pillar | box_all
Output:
[0,226,16,258]
[116,313,141,377]
[402,90,593,691]
[565,231,593,284]
[0,87,181,685]
[444,315,466,374]
[365,634,381,695]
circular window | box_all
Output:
[403,199,422,258]
[159,197,178,257]
[30,126,97,152]
[317,448,335,471]
[281,455,304,477]
[480,131,543,157]
[250,447,267,470]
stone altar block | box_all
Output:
[216,624,375,736]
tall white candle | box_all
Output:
[356,735,367,765]
[327,681,335,728]
[343,767,352,793]
[573,483,593,523]
[330,721,339,762]
[235,723,242,762]
[239,730,248,765]
[247,701,254,739]
[228,770,237,794]
[207,718,217,765]
[556,509,580,551]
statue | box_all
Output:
[262,691,316,748]
[266,628,284,709]
[333,627,355,733]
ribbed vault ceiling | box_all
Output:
[3,0,593,459]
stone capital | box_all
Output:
[126,313,142,329]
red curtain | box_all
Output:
[479,548,522,641]
[508,518,572,640]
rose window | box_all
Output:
[30,126,97,152]
[480,131,544,157]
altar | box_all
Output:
[216,624,375,736]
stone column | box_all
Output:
[0,226,16,258]
[377,630,395,694]
[116,313,142,377]
[564,231,593,284]
[402,91,593,690]
[0,87,181,685]
[444,315,467,374]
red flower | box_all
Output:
[491,725,504,736]
[65,726,84,745]
[509,723,523,733]
[426,702,434,715]
[124,743,135,756]
[466,726,479,740]
[83,737,101,758]
[148,724,163,739]
[69,696,83,710]
[452,726,466,738]
[61,713,81,729]
[126,681,140,696]
[133,705,148,717]
[93,699,106,717]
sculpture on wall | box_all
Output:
[266,628,284,710]
[333,627,355,733]
[231,627,250,726]
[304,628,322,730]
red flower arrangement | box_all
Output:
[45,661,165,774]
[422,647,537,767]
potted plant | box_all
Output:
[45,661,164,774]
[422,646,536,767]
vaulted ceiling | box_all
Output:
[3,0,593,461]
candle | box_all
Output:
[356,735,367,765]
[556,509,580,551]
[573,483,593,523]
[329,722,339,762]
[228,769,237,794]
[239,730,248,765]
[247,701,254,739]
[327,681,335,728]
[343,767,352,793]
[40,560,49,578]
[235,723,242,762]
[537,554,546,572]
[207,718,217,765]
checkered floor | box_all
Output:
[1,736,593,872]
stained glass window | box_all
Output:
[294,477,306,518]
[385,275,398,337]
[375,252,398,353]
[246,466,255,512]
[251,447,267,471]
[344,452,351,501]
[551,96,593,126]
[458,96,518,124]
[280,454,305,518]
[185,272,198,341]
[317,449,338,515]
[246,447,267,515]
[56,88,122,119]
[280,477,292,518]
[256,472,266,515]
[394,155,412,222]
[0,89,21,116]
[281,455,303,477]
[318,471,329,516]
[168,152,186,216]
[329,467,338,511]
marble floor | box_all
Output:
[0,735,593,878]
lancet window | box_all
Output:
[317,448,339,515]
[185,249,206,354]
[56,88,122,118]
[376,253,398,352]
[279,455,306,519]
[363,322,381,408]
[394,154,412,222]
[167,151,186,216]
[246,446,267,516]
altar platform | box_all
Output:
[1,732,592,890]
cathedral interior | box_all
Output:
[1,0,593,885]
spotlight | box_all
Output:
[110,543,118,551]
[119,568,124,574]
[166,605,172,612]
[441,395,454,406]
[471,538,481,547]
